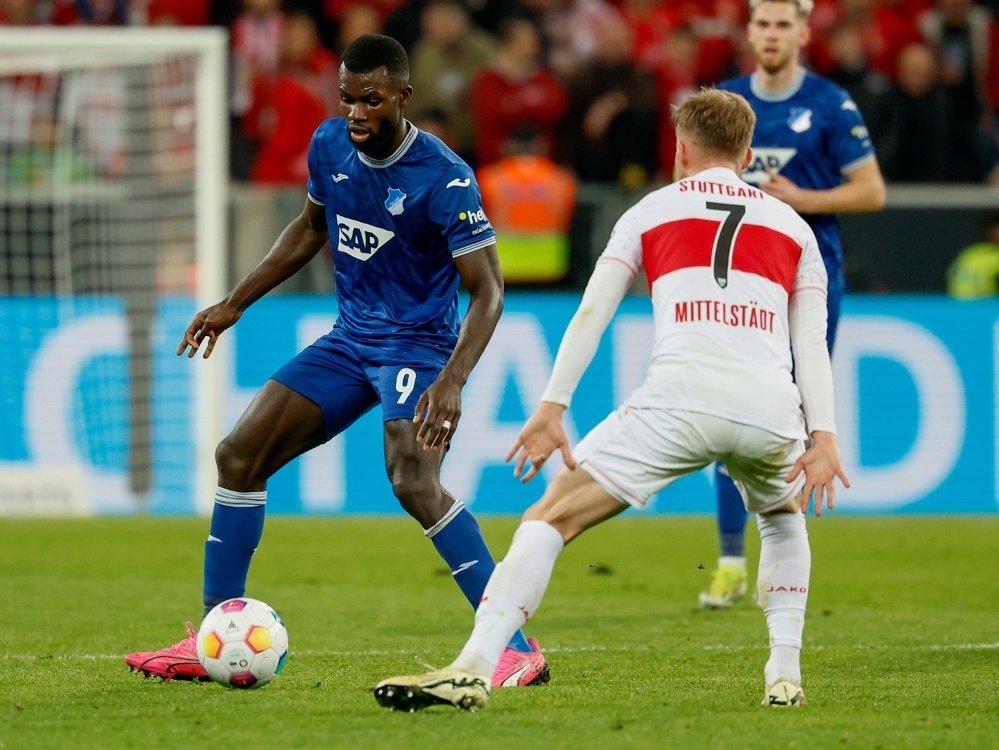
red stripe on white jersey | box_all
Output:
[640,219,716,292]
[731,224,802,294]
[640,218,803,293]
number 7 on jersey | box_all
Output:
[706,201,746,289]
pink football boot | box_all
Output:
[491,637,550,687]
[125,623,209,682]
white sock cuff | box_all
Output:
[770,635,803,649]
[757,511,806,539]
[424,499,466,538]
[513,520,565,553]
[215,487,267,507]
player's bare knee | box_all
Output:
[215,435,264,491]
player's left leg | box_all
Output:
[701,465,749,608]
[724,428,810,706]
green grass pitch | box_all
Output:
[1,515,996,749]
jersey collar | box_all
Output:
[749,68,806,102]
[358,121,418,169]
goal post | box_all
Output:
[0,28,228,515]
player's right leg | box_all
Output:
[375,465,625,711]
[126,334,377,681]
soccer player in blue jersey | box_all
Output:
[699,0,886,608]
[125,34,549,688]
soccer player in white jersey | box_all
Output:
[703,0,886,610]
[373,88,849,712]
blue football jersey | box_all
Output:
[718,70,875,274]
[306,119,495,352]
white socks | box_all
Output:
[756,512,810,687]
[450,520,565,677]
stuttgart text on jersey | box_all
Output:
[678,181,765,199]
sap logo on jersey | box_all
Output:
[459,208,487,224]
[336,215,395,261]
[741,148,797,183]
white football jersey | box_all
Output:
[601,166,828,438]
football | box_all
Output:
[196,598,289,688]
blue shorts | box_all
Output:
[271,327,451,441]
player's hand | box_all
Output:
[414,370,462,451]
[505,402,576,483]
[177,302,242,359]
[785,431,850,516]
[760,169,810,212]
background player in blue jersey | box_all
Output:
[700,0,886,608]
[125,34,549,688]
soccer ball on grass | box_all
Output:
[196,598,288,688]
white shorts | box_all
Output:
[573,407,806,514]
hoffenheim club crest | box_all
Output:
[385,187,406,216]
[787,107,812,133]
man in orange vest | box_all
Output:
[477,126,577,284]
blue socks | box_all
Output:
[202,487,266,617]
[427,500,533,653]
[715,464,747,558]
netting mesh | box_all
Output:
[0,49,205,514]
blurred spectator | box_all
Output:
[406,0,495,164]
[243,11,338,184]
[230,0,286,118]
[620,0,681,65]
[680,0,743,82]
[562,15,658,185]
[881,42,952,181]
[336,2,383,50]
[947,209,999,297]
[52,0,132,24]
[529,0,625,80]
[144,0,210,26]
[809,0,921,78]
[918,0,999,181]
[386,0,532,55]
[644,25,702,180]
[477,126,577,284]
[825,21,901,163]
[0,0,51,24]
[7,111,95,186]
[411,106,455,148]
[323,0,405,25]
[470,17,567,167]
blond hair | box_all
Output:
[749,0,813,19]
[671,89,756,161]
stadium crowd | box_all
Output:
[2,0,996,187]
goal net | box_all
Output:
[0,28,227,515]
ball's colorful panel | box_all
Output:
[202,631,223,659]
[229,671,257,688]
[275,650,287,675]
[220,599,248,613]
[245,625,271,654]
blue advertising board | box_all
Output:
[1,294,996,515]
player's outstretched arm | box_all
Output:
[785,431,850,516]
[506,401,576,483]
[177,198,329,359]
[415,243,503,450]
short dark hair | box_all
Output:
[341,34,409,83]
